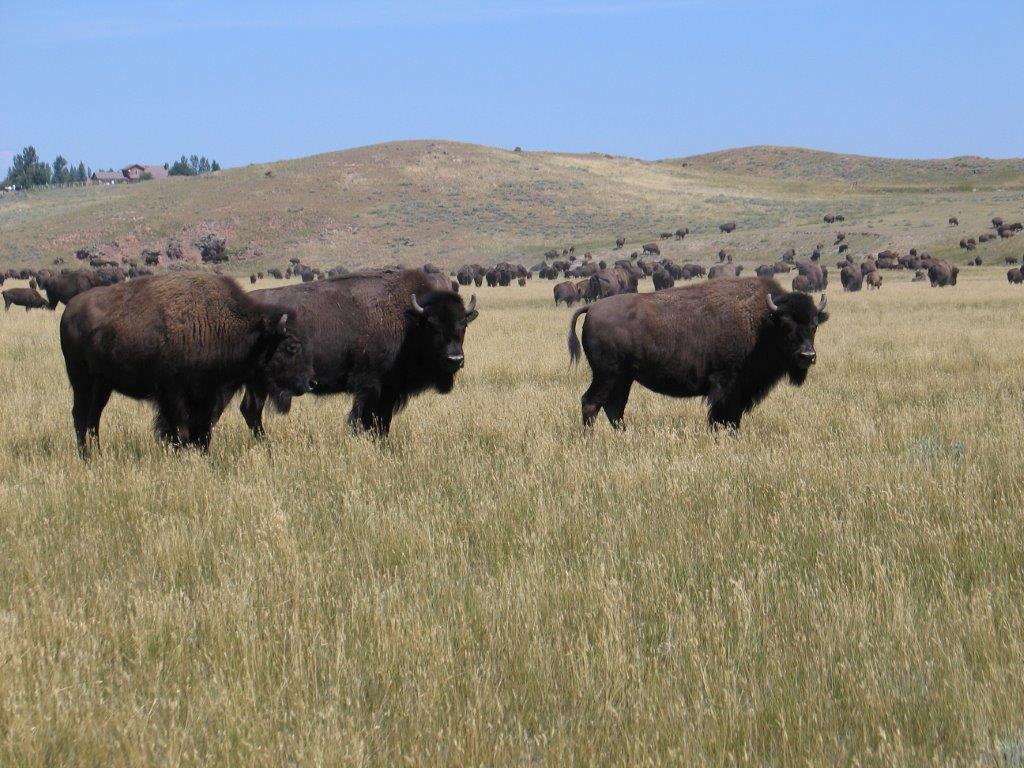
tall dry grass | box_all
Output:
[0,271,1023,765]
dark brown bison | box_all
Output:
[575,278,596,303]
[652,267,675,291]
[796,260,828,291]
[708,264,743,279]
[1008,268,1023,284]
[60,273,313,455]
[772,262,792,274]
[840,265,863,292]
[642,243,661,256]
[865,271,882,290]
[992,217,1004,229]
[1006,256,1020,264]
[249,274,258,284]
[240,269,477,438]
[545,249,559,260]
[718,249,733,263]
[755,265,775,278]
[674,228,689,240]
[42,270,107,309]
[912,269,927,282]
[998,226,1015,239]
[567,277,828,429]
[834,232,846,244]
[679,263,707,280]
[792,275,812,293]
[823,214,836,224]
[719,222,737,233]
[615,237,626,249]
[959,237,976,251]
[838,243,849,254]
[554,281,580,306]
[978,233,995,243]
[928,261,959,287]
[949,217,959,226]
[781,248,796,263]
[590,267,637,299]
[3,287,48,311]
[660,232,673,240]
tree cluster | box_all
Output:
[3,146,90,188]
[168,154,221,176]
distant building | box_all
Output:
[91,163,169,184]
[122,163,169,181]
[92,170,127,184]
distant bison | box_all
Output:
[652,267,675,291]
[928,261,959,287]
[615,236,626,249]
[719,222,737,233]
[3,287,48,312]
[240,269,477,439]
[42,270,107,309]
[948,217,959,226]
[60,273,313,455]
[708,264,743,279]
[840,265,863,292]
[1008,268,1024,284]
[554,281,579,306]
[865,271,882,290]
[642,243,661,256]
[674,228,689,240]
[567,277,828,430]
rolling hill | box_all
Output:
[1,141,1022,273]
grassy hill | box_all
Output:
[2,141,1023,273]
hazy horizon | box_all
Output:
[4,0,1023,175]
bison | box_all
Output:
[642,243,661,256]
[928,261,959,287]
[615,237,626,249]
[567,277,828,430]
[3,287,48,312]
[719,222,737,233]
[42,270,106,309]
[865,271,882,290]
[1007,268,1023,284]
[554,281,579,306]
[239,269,477,439]
[652,267,675,291]
[674,228,689,240]
[708,264,743,279]
[949,217,959,226]
[840,265,863,292]
[60,273,313,455]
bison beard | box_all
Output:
[568,277,828,430]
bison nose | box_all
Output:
[801,350,817,364]
[448,353,465,367]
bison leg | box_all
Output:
[348,388,380,434]
[603,377,633,429]
[240,386,268,439]
[707,394,743,430]
[154,392,190,447]
[85,383,112,449]
[581,373,618,428]
[70,377,95,456]
[370,389,400,437]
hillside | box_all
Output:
[1,141,1023,273]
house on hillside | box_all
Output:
[92,170,127,184]
[90,163,170,184]
[122,163,169,181]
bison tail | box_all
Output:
[567,306,589,366]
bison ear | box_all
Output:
[817,311,829,324]
[263,309,291,337]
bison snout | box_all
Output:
[799,350,817,365]
[447,353,465,369]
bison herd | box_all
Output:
[2,207,1022,454]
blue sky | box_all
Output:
[3,0,1021,174]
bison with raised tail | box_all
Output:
[60,273,313,455]
[567,277,828,430]
[240,269,478,438]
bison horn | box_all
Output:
[278,313,288,332]
[766,294,780,312]
[465,295,476,314]
[410,294,426,315]
[817,293,827,312]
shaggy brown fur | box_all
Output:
[567,277,828,430]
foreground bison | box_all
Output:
[60,273,313,455]
[240,269,478,438]
[568,277,828,429]
[3,287,48,311]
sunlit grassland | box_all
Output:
[0,271,1023,765]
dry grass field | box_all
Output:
[2,265,1024,765]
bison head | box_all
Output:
[257,309,315,412]
[766,292,828,385]
[407,291,478,390]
